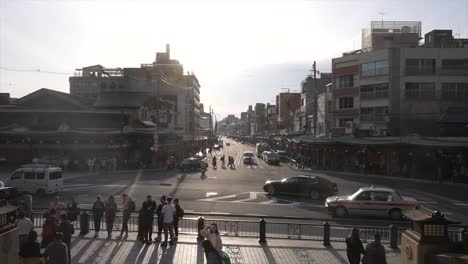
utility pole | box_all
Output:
[312,61,319,167]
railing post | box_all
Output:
[259,218,266,243]
[390,224,398,249]
[323,221,330,246]
[197,216,205,240]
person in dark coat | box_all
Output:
[92,195,105,237]
[364,233,387,264]
[346,228,365,264]
[155,195,167,241]
[19,230,41,262]
[41,211,59,248]
[137,208,147,243]
[202,239,222,264]
[173,198,184,238]
[141,195,157,244]
[58,214,75,263]
[104,195,117,238]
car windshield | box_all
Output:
[244,153,254,157]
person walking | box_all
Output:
[364,233,387,264]
[141,195,157,244]
[202,240,222,264]
[49,196,65,220]
[44,232,69,264]
[160,196,176,247]
[155,195,167,241]
[19,230,41,263]
[17,211,34,249]
[66,198,79,222]
[92,195,105,237]
[105,195,117,238]
[119,193,135,239]
[212,156,217,169]
[200,223,223,251]
[346,228,365,264]
[58,214,74,263]
[41,211,59,248]
[220,155,225,167]
[173,198,184,239]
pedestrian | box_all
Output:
[105,195,117,238]
[200,223,223,251]
[220,155,225,167]
[19,230,41,263]
[141,195,157,244]
[119,193,135,239]
[137,207,146,243]
[41,211,59,248]
[92,195,105,237]
[44,232,69,264]
[17,211,34,249]
[66,198,80,222]
[202,240,222,264]
[364,233,387,264]
[346,228,365,264]
[212,156,217,169]
[23,194,33,221]
[49,196,65,220]
[160,196,176,247]
[58,214,74,263]
[173,198,184,239]
[155,195,167,241]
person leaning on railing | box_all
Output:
[200,223,223,251]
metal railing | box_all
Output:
[32,209,466,248]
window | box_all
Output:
[49,171,62,180]
[338,97,354,109]
[24,172,35,180]
[36,172,45,180]
[301,98,306,107]
[338,118,353,128]
[405,59,436,75]
[405,82,435,99]
[361,60,389,78]
[360,83,389,100]
[335,74,354,88]
[372,192,391,201]
[356,191,371,201]
[11,172,23,180]
[442,83,468,102]
[360,107,388,121]
[441,59,468,70]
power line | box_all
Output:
[0,66,71,75]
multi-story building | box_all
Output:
[265,103,277,135]
[253,103,266,136]
[240,112,248,136]
[276,92,301,131]
[69,44,201,140]
[316,84,333,137]
[300,73,332,134]
[332,21,468,137]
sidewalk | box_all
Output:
[67,232,402,264]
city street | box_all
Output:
[4,140,468,226]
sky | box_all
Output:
[1,0,467,118]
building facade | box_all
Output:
[300,73,332,134]
[276,92,301,132]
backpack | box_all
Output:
[128,200,136,212]
[219,251,231,264]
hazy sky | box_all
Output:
[1,0,467,118]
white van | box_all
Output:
[9,164,63,195]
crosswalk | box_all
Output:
[62,183,126,193]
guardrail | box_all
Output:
[32,209,467,247]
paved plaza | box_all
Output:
[66,232,401,264]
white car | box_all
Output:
[325,186,418,220]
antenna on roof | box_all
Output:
[378,8,386,28]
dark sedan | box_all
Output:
[263,175,338,200]
[178,157,201,171]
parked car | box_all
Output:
[263,175,338,200]
[178,157,202,171]
[275,150,289,162]
[325,186,419,220]
[242,151,255,164]
[9,164,63,196]
[265,152,280,165]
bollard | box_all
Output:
[259,218,266,243]
[197,216,205,240]
[80,211,89,235]
[323,221,330,246]
[390,224,398,249]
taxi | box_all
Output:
[325,186,418,220]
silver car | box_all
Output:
[325,186,419,220]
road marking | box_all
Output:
[419,201,438,205]
[454,203,468,206]
[206,192,218,197]
[210,212,231,215]
[199,193,238,202]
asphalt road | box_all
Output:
[4,139,468,226]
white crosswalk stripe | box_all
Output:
[62,184,126,192]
